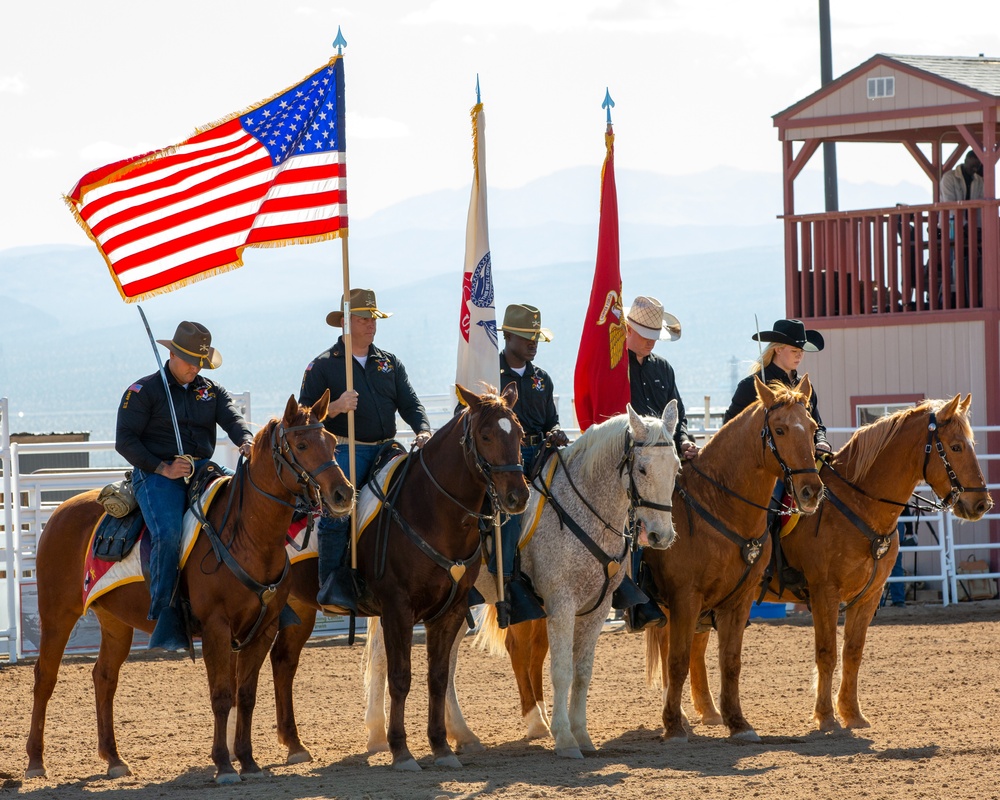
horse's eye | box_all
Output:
[296,441,308,451]
[951,443,962,452]
[638,466,647,476]
[775,427,785,436]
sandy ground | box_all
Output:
[1,600,999,800]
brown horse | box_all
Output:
[685,394,992,732]
[643,377,824,742]
[25,393,355,783]
[273,383,529,771]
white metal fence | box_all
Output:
[3,398,998,663]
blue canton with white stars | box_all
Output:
[240,60,344,166]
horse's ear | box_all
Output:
[311,389,331,421]
[661,398,679,439]
[283,394,298,424]
[456,383,481,411]
[627,403,650,440]
[938,394,962,423]
[961,393,973,415]
[500,381,519,409]
[798,373,813,402]
[754,375,775,407]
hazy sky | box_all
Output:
[3,0,999,250]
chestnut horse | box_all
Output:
[25,393,354,783]
[272,384,528,771]
[684,394,992,732]
[643,377,824,742]
[365,402,683,760]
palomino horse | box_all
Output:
[644,377,824,741]
[275,384,528,771]
[25,393,354,783]
[685,394,992,732]
[365,402,683,759]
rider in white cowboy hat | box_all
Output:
[622,296,697,631]
[116,321,253,652]
[299,288,431,614]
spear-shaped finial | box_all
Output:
[476,74,481,105]
[602,87,615,125]
[332,26,348,55]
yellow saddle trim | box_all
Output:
[355,453,410,540]
[179,476,230,569]
[519,456,560,550]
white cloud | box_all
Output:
[345,111,408,140]
[0,74,26,94]
[26,148,57,159]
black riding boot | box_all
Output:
[317,525,359,614]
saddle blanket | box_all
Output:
[82,476,229,612]
[354,452,410,539]
[518,455,560,550]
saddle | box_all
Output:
[91,509,146,562]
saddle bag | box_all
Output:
[92,508,145,562]
[97,470,138,519]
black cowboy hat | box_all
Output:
[752,319,824,352]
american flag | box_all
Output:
[66,57,347,302]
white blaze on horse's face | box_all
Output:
[626,401,681,551]
[498,417,512,435]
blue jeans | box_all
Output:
[133,465,189,620]
[889,521,907,605]
[317,443,380,582]
[489,443,538,577]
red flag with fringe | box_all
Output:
[66,57,347,303]
[573,127,629,431]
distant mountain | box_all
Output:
[0,165,927,440]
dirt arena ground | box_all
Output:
[1,600,998,799]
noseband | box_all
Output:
[458,409,524,511]
[267,420,343,511]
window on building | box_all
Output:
[856,401,914,426]
[867,76,895,100]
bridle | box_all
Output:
[196,416,344,651]
[922,411,987,510]
[761,401,820,494]
[618,431,675,516]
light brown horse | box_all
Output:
[273,384,529,771]
[643,377,824,742]
[25,393,355,783]
[684,394,992,732]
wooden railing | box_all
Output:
[784,200,999,319]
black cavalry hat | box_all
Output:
[752,319,824,352]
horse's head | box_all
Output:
[263,392,355,517]
[923,394,993,520]
[625,400,681,550]
[755,375,823,514]
[456,382,530,515]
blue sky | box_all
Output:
[3,0,999,249]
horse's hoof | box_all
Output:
[392,758,421,772]
[662,732,688,743]
[454,739,485,755]
[287,749,313,765]
[215,771,242,785]
[366,740,390,754]
[435,754,462,769]
[698,712,725,726]
[731,729,761,743]
[240,768,267,780]
[107,763,132,779]
[843,717,871,730]
[524,707,551,740]
[555,747,584,759]
[25,766,46,779]
[817,717,841,732]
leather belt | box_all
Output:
[522,433,544,446]
[356,438,395,447]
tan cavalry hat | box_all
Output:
[625,296,681,341]
[326,288,393,327]
[499,303,553,342]
[156,321,222,369]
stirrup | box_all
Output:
[506,577,547,626]
[148,606,189,653]
[611,574,649,610]
[278,603,302,630]
[317,568,359,615]
[624,599,666,633]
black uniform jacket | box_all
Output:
[299,336,430,442]
[116,368,252,474]
[723,362,829,448]
[627,349,694,449]
[499,353,560,437]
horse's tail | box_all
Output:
[362,617,383,696]
[472,604,508,657]
[644,626,665,688]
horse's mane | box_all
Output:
[567,413,671,483]
[839,398,972,483]
[704,381,810,457]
